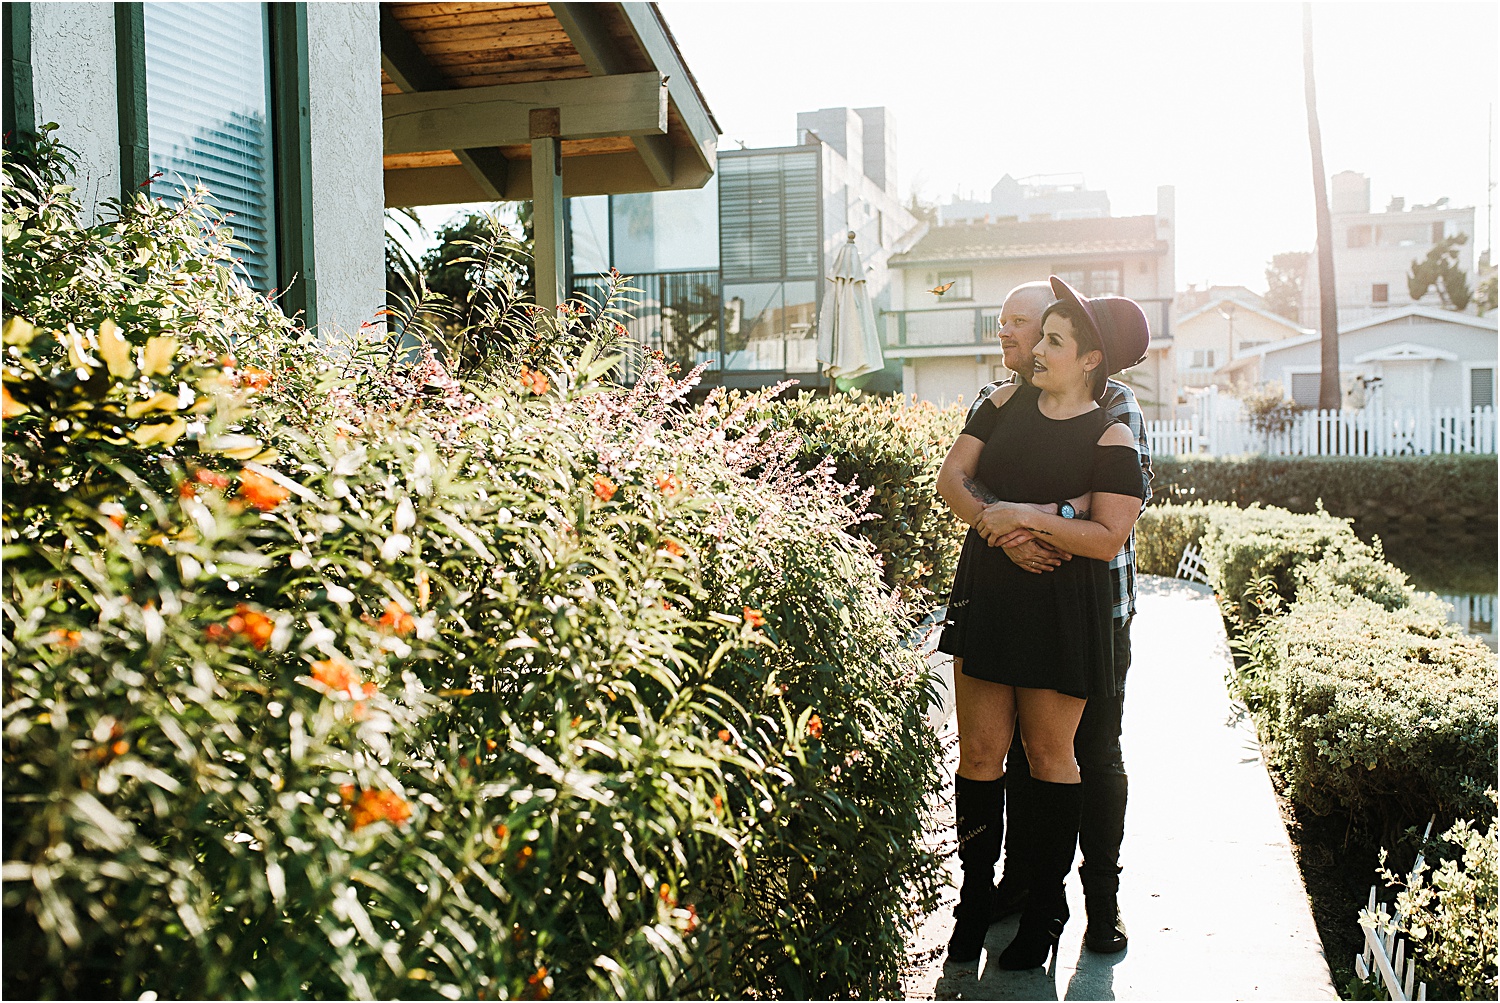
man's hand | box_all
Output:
[1003,538,1071,574]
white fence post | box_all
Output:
[1162,402,1498,457]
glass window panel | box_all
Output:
[723,281,784,371]
[937,271,973,300]
[144,2,277,291]
[569,195,610,275]
[783,280,818,373]
[1088,267,1123,296]
[720,151,819,282]
[609,181,719,275]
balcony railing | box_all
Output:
[884,297,1172,349]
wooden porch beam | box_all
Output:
[383,146,712,207]
[550,1,671,184]
[382,72,667,155]
[379,6,510,200]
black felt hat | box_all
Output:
[1048,275,1151,399]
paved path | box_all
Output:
[904,576,1339,1001]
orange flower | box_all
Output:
[683,903,699,933]
[350,789,411,830]
[378,600,415,636]
[238,367,271,391]
[44,629,82,648]
[237,468,290,512]
[526,967,551,1000]
[592,474,617,502]
[717,729,731,743]
[712,795,724,813]
[179,480,197,500]
[230,604,274,649]
[194,468,230,491]
[495,823,509,841]
[519,367,549,395]
[659,883,675,906]
[2,384,29,419]
[517,845,535,868]
[311,656,361,694]
[807,714,823,740]
[742,607,766,628]
[655,472,681,496]
[661,539,684,557]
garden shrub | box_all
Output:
[1151,454,1497,529]
[758,391,965,604]
[1132,501,1230,576]
[1243,588,1495,832]
[2,129,942,999]
[1373,791,1498,1001]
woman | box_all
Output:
[935,276,1149,968]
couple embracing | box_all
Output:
[934,276,1153,968]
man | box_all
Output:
[967,280,1153,954]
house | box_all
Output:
[1300,171,1478,327]
[884,185,1176,417]
[566,106,918,391]
[1219,307,1497,411]
[1172,292,1310,393]
[3,2,718,334]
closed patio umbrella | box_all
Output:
[817,231,885,386]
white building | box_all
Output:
[938,173,1110,226]
[1220,307,1497,412]
[1301,171,1478,327]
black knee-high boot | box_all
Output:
[997,779,1081,970]
[948,775,1004,962]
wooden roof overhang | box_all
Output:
[381,2,720,207]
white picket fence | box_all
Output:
[1355,819,1436,1001]
[1149,395,1497,457]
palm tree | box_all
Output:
[1303,3,1340,410]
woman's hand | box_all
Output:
[1003,537,1072,574]
[974,501,1029,544]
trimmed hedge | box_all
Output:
[1151,455,1498,531]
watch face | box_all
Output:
[1059,502,1076,519]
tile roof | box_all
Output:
[889,214,1166,265]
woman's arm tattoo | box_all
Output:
[962,475,999,506]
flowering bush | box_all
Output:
[2,129,941,999]
[757,391,966,604]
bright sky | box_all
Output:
[657,1,1498,294]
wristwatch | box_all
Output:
[1058,501,1078,519]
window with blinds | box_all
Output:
[719,151,819,282]
[1470,366,1495,410]
[1290,372,1321,407]
[144,2,277,291]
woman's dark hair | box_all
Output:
[1039,300,1106,397]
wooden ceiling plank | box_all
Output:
[424,40,581,63]
[435,53,585,75]
[456,67,592,86]
[384,72,666,155]
[407,22,568,47]
[393,5,555,32]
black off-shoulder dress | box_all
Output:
[937,383,1145,699]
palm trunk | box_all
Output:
[1304,3,1341,410]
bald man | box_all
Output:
[961,280,1153,954]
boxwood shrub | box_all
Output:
[2,128,942,1000]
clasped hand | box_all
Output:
[975,501,1072,575]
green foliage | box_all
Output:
[1264,250,1310,322]
[758,391,966,602]
[1373,791,1499,1000]
[1132,501,1230,576]
[3,128,942,999]
[1408,233,1473,310]
[1149,454,1498,528]
[1234,382,1304,437]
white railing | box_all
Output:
[1150,397,1497,457]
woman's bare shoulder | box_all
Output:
[987,383,1020,408]
[1096,421,1136,447]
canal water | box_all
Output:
[1370,530,1498,650]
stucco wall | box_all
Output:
[305,2,384,337]
[29,3,120,223]
[903,355,998,408]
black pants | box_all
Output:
[1004,617,1132,896]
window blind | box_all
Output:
[144,2,277,291]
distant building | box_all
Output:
[938,173,1110,225]
[1219,307,1496,412]
[1173,292,1309,393]
[1301,171,1478,326]
[568,106,917,390]
[885,186,1176,417]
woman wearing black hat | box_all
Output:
[934,276,1150,968]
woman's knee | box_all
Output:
[957,737,1007,778]
[1019,736,1078,778]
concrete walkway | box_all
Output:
[903,576,1339,1001]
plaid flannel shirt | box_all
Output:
[968,377,1153,625]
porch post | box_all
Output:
[529,107,565,313]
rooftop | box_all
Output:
[889,214,1164,266]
